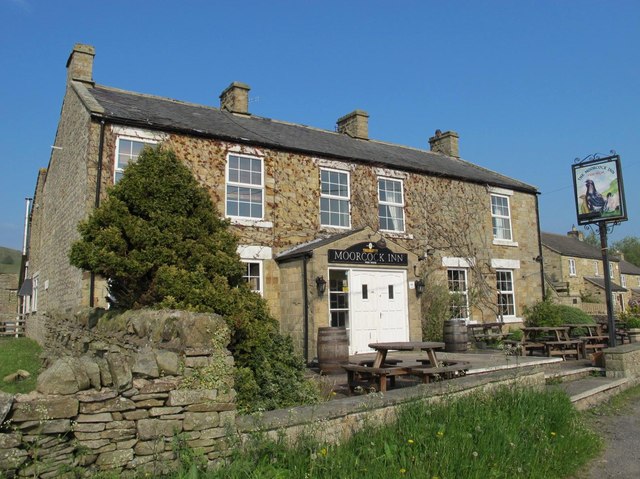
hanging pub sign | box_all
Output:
[572,155,627,226]
[328,241,408,266]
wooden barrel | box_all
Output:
[444,319,468,353]
[317,327,349,374]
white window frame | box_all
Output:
[114,136,157,183]
[320,168,351,228]
[328,268,349,328]
[594,261,599,276]
[241,260,263,295]
[609,262,614,279]
[568,258,577,277]
[225,153,265,221]
[496,269,516,319]
[378,177,405,233]
[491,194,513,243]
[621,274,626,288]
[31,274,39,313]
[447,268,469,321]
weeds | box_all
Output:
[201,386,601,479]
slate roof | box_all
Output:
[85,84,537,194]
[540,232,616,261]
[620,259,640,276]
[275,228,366,262]
[584,276,627,292]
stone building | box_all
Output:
[0,273,19,334]
[22,44,544,360]
[541,229,634,310]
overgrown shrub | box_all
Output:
[555,304,594,324]
[620,301,640,328]
[421,281,452,341]
[523,297,595,327]
[70,147,320,412]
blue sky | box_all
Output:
[1,0,638,251]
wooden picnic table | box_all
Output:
[563,323,608,357]
[467,322,507,343]
[342,341,472,393]
[369,341,445,368]
[521,326,582,360]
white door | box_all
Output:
[349,269,409,354]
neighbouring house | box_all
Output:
[0,273,19,335]
[620,258,640,303]
[541,229,631,312]
[22,44,544,360]
[0,246,21,335]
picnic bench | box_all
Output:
[564,323,608,357]
[519,327,583,360]
[467,322,508,344]
[406,360,472,384]
[342,364,410,392]
[343,341,471,393]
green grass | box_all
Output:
[585,383,640,417]
[189,387,601,479]
[0,246,21,274]
[0,337,42,394]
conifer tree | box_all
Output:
[70,147,318,412]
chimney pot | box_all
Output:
[219,82,251,114]
[66,43,95,85]
[429,130,459,158]
[567,226,585,242]
[336,110,369,140]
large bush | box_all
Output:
[70,147,319,412]
[523,297,595,327]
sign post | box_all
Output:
[572,153,627,347]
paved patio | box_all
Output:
[316,348,587,398]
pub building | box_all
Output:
[21,44,544,365]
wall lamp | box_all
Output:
[315,276,327,295]
[415,279,425,295]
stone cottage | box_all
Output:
[541,229,632,311]
[22,44,544,361]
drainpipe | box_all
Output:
[89,120,106,307]
[302,253,311,364]
[535,194,546,300]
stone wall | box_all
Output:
[0,310,236,477]
[604,343,640,379]
[0,273,18,327]
[238,368,546,448]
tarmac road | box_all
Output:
[583,392,640,478]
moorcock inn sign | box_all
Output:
[328,242,408,266]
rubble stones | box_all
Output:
[0,392,12,424]
[0,311,235,477]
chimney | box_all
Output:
[567,226,584,242]
[219,82,251,114]
[429,130,459,158]
[336,110,369,140]
[66,44,95,85]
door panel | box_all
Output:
[349,269,409,354]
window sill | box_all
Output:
[320,225,352,232]
[493,239,519,247]
[229,218,273,228]
[381,231,414,240]
[499,316,523,324]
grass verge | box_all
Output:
[0,337,42,394]
[196,386,601,479]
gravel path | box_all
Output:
[583,394,640,478]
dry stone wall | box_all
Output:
[0,310,236,477]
